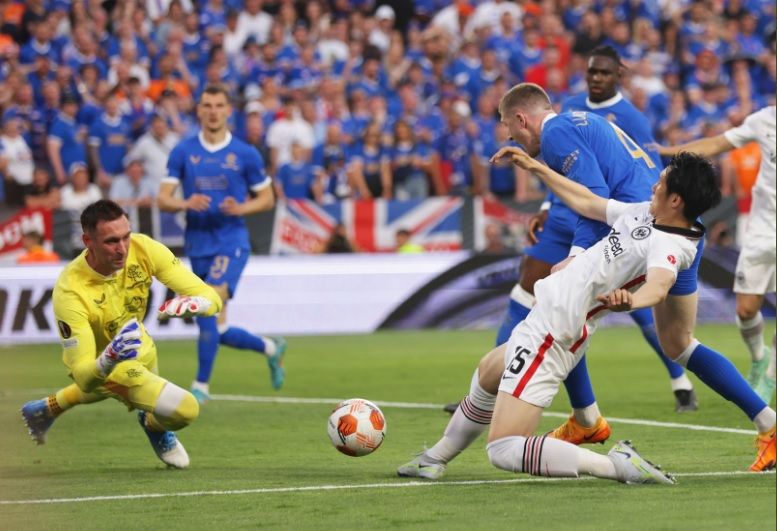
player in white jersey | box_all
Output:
[399,152,726,484]
[657,106,776,404]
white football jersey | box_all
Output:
[532,201,703,347]
[724,106,776,219]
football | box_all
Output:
[327,398,387,457]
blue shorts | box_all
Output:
[524,207,575,266]
[190,248,249,299]
[669,237,702,296]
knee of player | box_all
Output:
[153,383,200,430]
[176,392,200,427]
[486,436,525,473]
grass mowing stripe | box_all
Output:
[212,394,758,436]
[1,471,772,506]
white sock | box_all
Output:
[736,312,765,361]
[753,407,777,433]
[767,334,776,381]
[486,435,618,480]
[263,337,277,356]
[191,380,209,394]
[670,373,693,392]
[573,403,601,428]
[425,370,495,465]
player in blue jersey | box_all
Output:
[553,46,699,413]
[157,84,287,404]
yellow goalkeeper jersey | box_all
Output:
[53,232,222,391]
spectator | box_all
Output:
[88,92,132,192]
[275,141,317,200]
[16,230,60,264]
[265,96,315,175]
[46,92,86,185]
[319,222,356,254]
[347,121,392,199]
[59,162,101,213]
[395,228,424,253]
[390,119,433,200]
[0,114,34,206]
[123,113,180,192]
[481,223,507,254]
[24,167,61,210]
[108,158,157,208]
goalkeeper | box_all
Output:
[21,199,222,469]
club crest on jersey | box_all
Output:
[189,155,201,164]
[222,153,239,170]
[667,255,676,265]
[631,226,651,240]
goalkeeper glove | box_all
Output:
[158,295,212,320]
[96,318,142,377]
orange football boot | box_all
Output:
[750,426,776,472]
[548,415,612,445]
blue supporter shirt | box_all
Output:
[277,161,316,199]
[165,132,271,257]
[88,114,132,174]
[540,111,658,249]
[49,113,86,172]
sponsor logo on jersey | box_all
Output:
[603,228,625,263]
[667,255,676,265]
[561,149,580,174]
[631,226,651,240]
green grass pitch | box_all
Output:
[1,323,774,530]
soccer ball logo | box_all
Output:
[327,398,386,457]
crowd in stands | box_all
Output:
[0,0,774,222]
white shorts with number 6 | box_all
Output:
[498,313,591,408]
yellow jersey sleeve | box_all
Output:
[53,282,104,392]
[139,234,223,315]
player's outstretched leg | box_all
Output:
[486,435,675,484]
[21,384,103,444]
[630,308,697,412]
[736,311,769,387]
[398,367,497,480]
[219,326,287,390]
[137,382,199,469]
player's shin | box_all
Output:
[563,355,600,426]
[486,435,590,478]
[196,315,220,383]
[424,369,496,465]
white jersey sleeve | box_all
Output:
[645,232,694,278]
[723,107,768,148]
[605,200,650,226]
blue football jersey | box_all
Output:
[166,133,270,257]
[88,114,132,174]
[541,111,658,249]
[561,92,662,168]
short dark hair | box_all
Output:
[80,200,128,234]
[589,45,625,67]
[200,83,231,103]
[664,152,721,220]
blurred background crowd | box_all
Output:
[0,0,774,248]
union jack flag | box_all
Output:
[271,198,464,254]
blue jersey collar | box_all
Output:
[540,112,557,132]
[585,91,623,109]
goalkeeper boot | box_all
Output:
[754,376,775,406]
[397,454,446,480]
[138,411,190,469]
[267,337,287,390]
[750,426,776,472]
[547,415,611,445]
[747,351,770,387]
[608,440,676,485]
[21,399,55,445]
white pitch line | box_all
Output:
[212,394,758,436]
[0,471,772,506]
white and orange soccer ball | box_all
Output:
[327,398,386,457]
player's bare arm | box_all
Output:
[652,135,735,158]
[219,184,275,216]
[490,146,608,222]
[157,181,212,212]
[596,267,676,312]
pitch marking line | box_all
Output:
[213,394,758,436]
[0,471,773,506]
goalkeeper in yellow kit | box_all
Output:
[21,199,222,469]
